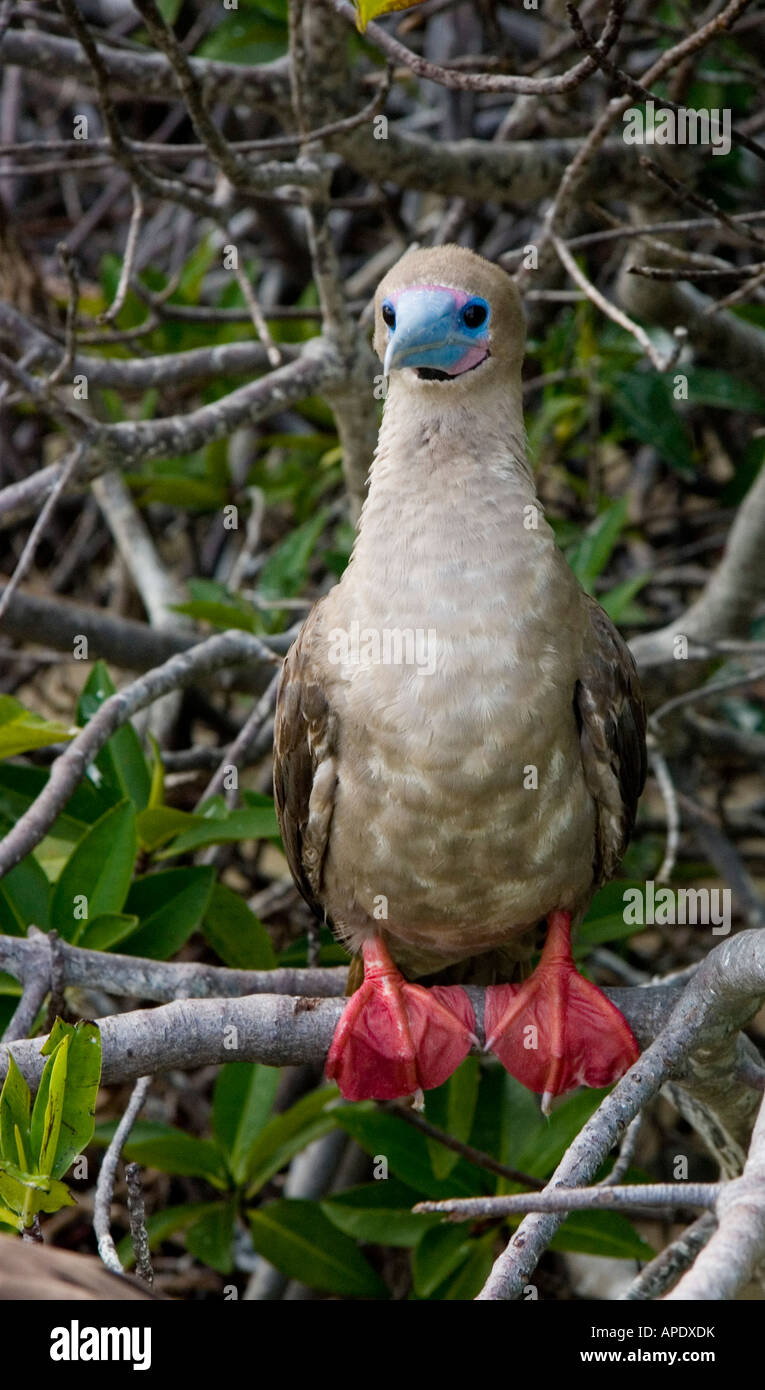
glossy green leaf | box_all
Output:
[0,1054,31,1169]
[0,764,114,844]
[332,1104,485,1200]
[321,1179,442,1247]
[684,367,765,413]
[186,1200,237,1273]
[612,373,694,476]
[412,1223,473,1298]
[202,882,277,970]
[550,1210,655,1260]
[33,1034,69,1177]
[245,1086,339,1195]
[50,800,137,940]
[257,507,330,603]
[0,1160,75,1223]
[513,1087,611,1180]
[77,662,151,810]
[435,1232,496,1300]
[567,497,628,594]
[248,1199,388,1298]
[599,573,651,623]
[0,815,50,934]
[37,1021,101,1181]
[424,1056,480,1180]
[157,804,279,858]
[75,913,140,951]
[116,1125,228,1187]
[122,866,215,959]
[136,806,207,852]
[0,697,73,760]
[212,1063,279,1185]
[354,0,423,31]
[147,735,165,810]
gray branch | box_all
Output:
[476,929,765,1300]
[0,630,280,879]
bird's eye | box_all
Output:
[381,301,396,328]
[462,300,488,329]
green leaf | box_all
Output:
[0,1054,31,1169]
[40,1021,101,1181]
[202,883,277,970]
[321,1179,442,1247]
[186,1200,237,1274]
[212,1063,280,1186]
[133,476,226,511]
[156,803,280,858]
[245,1086,340,1196]
[147,735,165,810]
[75,913,140,951]
[684,366,765,413]
[32,1035,69,1177]
[122,866,215,959]
[257,507,330,604]
[50,801,137,940]
[577,879,648,951]
[0,816,50,934]
[77,662,151,810]
[173,579,258,633]
[514,1087,611,1180]
[599,573,651,623]
[0,696,74,760]
[116,1125,228,1187]
[435,1231,496,1300]
[550,1210,655,1260]
[0,1160,75,1223]
[612,372,695,476]
[248,1199,388,1298]
[424,1056,480,1180]
[332,1104,485,1200]
[353,0,423,32]
[0,763,114,845]
[567,497,628,594]
[412,1223,473,1298]
[117,1200,222,1268]
[136,806,208,852]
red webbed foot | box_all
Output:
[484,910,639,1113]
[326,937,477,1103]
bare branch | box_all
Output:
[94,1076,152,1277]
[0,630,280,879]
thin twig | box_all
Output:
[94,1075,152,1276]
[382,1102,545,1190]
[125,1162,154,1289]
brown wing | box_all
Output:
[574,597,647,886]
[273,603,338,923]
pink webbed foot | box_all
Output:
[326,937,477,1103]
[484,910,639,1113]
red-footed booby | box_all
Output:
[274,244,645,1112]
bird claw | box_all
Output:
[326,938,476,1102]
[483,910,639,1106]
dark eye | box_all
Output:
[462,300,487,329]
[382,301,396,328]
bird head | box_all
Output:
[374,245,525,397]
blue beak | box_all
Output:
[382,287,490,377]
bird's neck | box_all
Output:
[346,375,557,605]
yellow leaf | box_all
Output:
[354,0,425,32]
